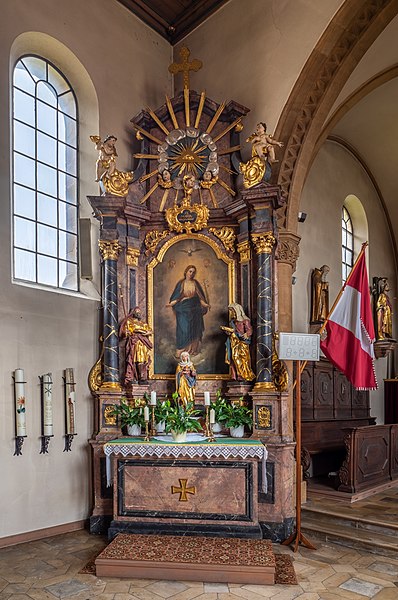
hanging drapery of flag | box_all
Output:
[320,243,377,390]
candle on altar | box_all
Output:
[144,406,150,421]
[210,408,215,424]
[150,391,157,405]
[42,373,53,436]
[14,368,26,437]
[204,391,210,406]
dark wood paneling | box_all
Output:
[391,424,398,478]
[314,363,333,419]
[300,363,314,420]
[334,370,352,418]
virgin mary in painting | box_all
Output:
[167,265,210,358]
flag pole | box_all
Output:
[292,241,369,387]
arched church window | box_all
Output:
[342,206,354,283]
[12,55,79,290]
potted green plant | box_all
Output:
[154,398,171,433]
[165,403,202,442]
[223,402,253,438]
[111,397,145,436]
[210,390,229,432]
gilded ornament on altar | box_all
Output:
[88,356,103,393]
[257,406,271,428]
[237,240,251,263]
[126,247,140,266]
[272,351,289,392]
[240,155,266,189]
[171,477,196,502]
[145,230,170,255]
[165,174,209,233]
[209,227,236,252]
[98,239,123,261]
[90,135,133,197]
[251,232,276,254]
[104,405,117,426]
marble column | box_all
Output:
[99,239,123,391]
[251,232,276,388]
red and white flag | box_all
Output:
[320,247,377,390]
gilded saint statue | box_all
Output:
[119,307,153,383]
[175,352,197,407]
[90,134,133,196]
[375,277,393,340]
[240,122,284,189]
[311,265,330,323]
[221,303,255,381]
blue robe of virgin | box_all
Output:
[170,279,208,351]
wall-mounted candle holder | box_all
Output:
[63,368,77,452]
[13,369,27,456]
[39,373,54,454]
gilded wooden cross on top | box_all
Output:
[168,47,202,89]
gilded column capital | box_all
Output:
[98,239,123,261]
[251,232,276,254]
[276,231,300,271]
[237,240,251,263]
[126,247,140,266]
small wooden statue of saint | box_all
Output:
[221,303,255,381]
[175,352,197,407]
[119,307,153,384]
[375,277,393,340]
[90,134,133,196]
[311,265,330,324]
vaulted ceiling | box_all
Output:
[116,0,229,44]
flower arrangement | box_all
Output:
[223,401,253,430]
[210,389,229,425]
[165,403,203,436]
[111,397,146,428]
[154,398,171,424]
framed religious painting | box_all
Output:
[148,233,235,379]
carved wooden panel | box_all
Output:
[300,363,314,420]
[352,389,369,417]
[356,426,390,488]
[334,370,351,419]
[314,363,333,419]
[391,424,398,479]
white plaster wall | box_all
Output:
[179,0,343,148]
[0,0,170,538]
[293,140,396,423]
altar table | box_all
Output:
[104,437,267,540]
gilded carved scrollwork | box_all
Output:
[88,356,103,393]
[98,239,123,261]
[272,351,289,392]
[126,247,140,266]
[251,232,276,255]
[237,240,251,263]
[145,230,170,255]
[276,231,300,272]
[209,227,236,253]
[257,406,271,428]
[104,405,117,426]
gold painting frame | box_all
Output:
[148,232,235,379]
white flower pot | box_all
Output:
[212,422,222,433]
[156,421,166,433]
[127,424,141,436]
[229,425,245,438]
[171,430,187,443]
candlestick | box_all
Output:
[144,420,150,442]
[150,391,157,405]
[204,391,210,406]
[42,373,53,437]
[151,405,156,437]
[210,408,216,424]
[64,368,77,452]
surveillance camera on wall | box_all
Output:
[298,212,307,223]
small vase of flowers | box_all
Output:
[165,403,202,443]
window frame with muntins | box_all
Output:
[342,205,354,284]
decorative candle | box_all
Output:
[14,368,26,437]
[65,368,75,435]
[204,391,210,406]
[144,406,150,421]
[42,373,53,436]
[210,408,215,424]
[150,391,157,405]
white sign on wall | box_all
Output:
[278,333,320,361]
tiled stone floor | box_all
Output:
[1,529,398,599]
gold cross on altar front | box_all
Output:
[168,47,202,89]
[171,478,196,502]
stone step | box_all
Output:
[302,505,398,538]
[302,517,398,558]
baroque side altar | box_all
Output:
[87,49,295,541]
